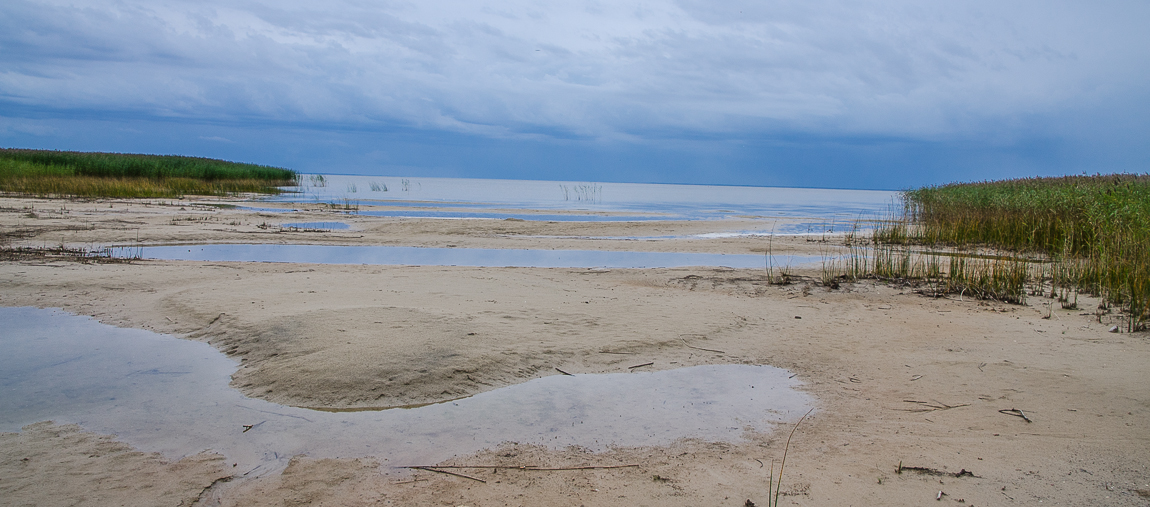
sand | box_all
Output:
[1,195,1148,506]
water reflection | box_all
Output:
[280,222,351,230]
[268,175,896,222]
[1,307,813,471]
[113,244,822,269]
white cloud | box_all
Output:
[2,0,1147,142]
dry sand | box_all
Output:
[1,195,1148,506]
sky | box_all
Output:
[1,0,1148,190]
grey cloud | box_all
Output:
[1,0,1147,143]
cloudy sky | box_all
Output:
[2,0,1147,189]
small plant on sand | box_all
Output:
[757,408,814,507]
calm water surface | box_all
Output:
[113,244,824,268]
[1,307,814,472]
[269,175,896,222]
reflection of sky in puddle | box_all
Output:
[521,221,878,241]
[1,307,813,472]
[114,244,822,269]
[265,175,896,222]
[279,222,350,230]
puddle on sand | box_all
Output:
[1,307,813,473]
[280,222,350,230]
[112,244,821,269]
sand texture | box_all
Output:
[1,196,1148,506]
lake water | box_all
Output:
[0,307,814,472]
[268,175,897,222]
[113,244,824,269]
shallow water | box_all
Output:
[270,175,896,222]
[1,307,813,472]
[280,222,350,230]
[113,244,823,269]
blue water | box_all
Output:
[112,244,822,269]
[268,175,897,222]
[1,307,813,470]
[280,222,351,230]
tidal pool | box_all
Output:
[1,307,814,473]
[280,222,350,230]
[112,244,823,269]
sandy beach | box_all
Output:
[2,195,1148,506]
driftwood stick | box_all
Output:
[628,362,654,369]
[555,367,574,376]
[680,338,726,354]
[402,464,639,471]
[999,408,1032,423]
[406,466,487,483]
[900,400,970,412]
[519,464,640,471]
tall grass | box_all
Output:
[865,174,1149,329]
[0,148,295,198]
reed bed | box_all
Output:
[0,148,296,198]
[842,174,1149,330]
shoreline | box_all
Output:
[2,195,1147,506]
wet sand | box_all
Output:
[2,195,1148,506]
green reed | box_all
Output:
[0,148,296,198]
[863,174,1149,329]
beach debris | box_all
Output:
[1108,325,1120,333]
[679,337,725,354]
[400,463,638,477]
[901,400,969,413]
[628,362,654,370]
[999,408,1032,423]
[406,466,487,483]
[554,367,574,376]
[897,462,977,478]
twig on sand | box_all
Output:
[402,464,638,472]
[900,400,970,413]
[896,462,978,478]
[628,362,654,369]
[391,477,428,485]
[555,367,574,376]
[515,464,639,471]
[680,338,726,354]
[999,408,1032,423]
[405,466,487,483]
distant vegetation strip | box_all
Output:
[867,174,1149,330]
[0,148,296,198]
